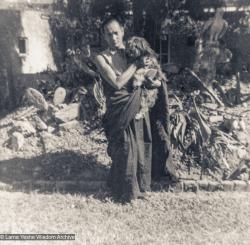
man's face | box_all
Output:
[104,20,124,49]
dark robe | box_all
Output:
[99,50,175,202]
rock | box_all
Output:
[239,119,246,131]
[169,181,183,192]
[233,180,248,191]
[48,104,59,116]
[10,132,25,150]
[32,116,47,131]
[210,111,218,116]
[238,172,249,181]
[14,106,38,120]
[22,88,48,111]
[238,148,247,159]
[56,103,67,110]
[223,119,240,132]
[47,126,56,134]
[197,180,209,191]
[53,87,67,105]
[221,181,234,191]
[209,115,223,123]
[40,131,56,151]
[12,121,36,137]
[236,131,248,144]
[54,103,80,123]
[242,102,247,108]
[231,120,241,131]
[183,181,198,192]
[48,103,59,113]
[45,104,59,121]
[207,181,222,191]
[59,120,80,131]
[228,159,250,180]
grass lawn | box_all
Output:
[0,190,250,245]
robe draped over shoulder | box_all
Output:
[97,48,175,201]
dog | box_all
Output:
[126,36,166,120]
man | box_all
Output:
[95,17,173,202]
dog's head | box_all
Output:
[126,36,157,59]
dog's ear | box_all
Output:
[141,38,149,52]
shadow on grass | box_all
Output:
[0,150,110,196]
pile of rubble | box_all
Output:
[3,80,105,154]
[0,84,110,183]
[5,87,82,151]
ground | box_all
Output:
[0,112,110,186]
[0,191,249,245]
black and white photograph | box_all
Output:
[0,0,250,244]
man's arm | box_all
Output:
[94,55,138,90]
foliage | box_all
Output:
[161,11,204,36]
[168,69,242,179]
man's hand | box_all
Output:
[145,77,161,89]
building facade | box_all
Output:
[0,0,57,110]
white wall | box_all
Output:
[1,0,54,4]
[19,10,57,74]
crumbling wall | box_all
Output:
[20,10,57,74]
[0,7,58,110]
[0,10,23,110]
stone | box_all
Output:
[53,87,67,105]
[59,120,79,131]
[47,104,58,118]
[209,115,223,123]
[246,181,250,192]
[236,132,248,145]
[22,87,48,111]
[223,119,240,132]
[233,180,248,191]
[228,162,246,180]
[54,103,80,123]
[209,111,218,116]
[0,182,12,191]
[48,103,59,113]
[183,180,198,192]
[238,148,247,159]
[197,180,209,191]
[10,132,25,151]
[32,116,47,131]
[207,181,221,192]
[12,120,36,137]
[239,119,246,131]
[169,181,183,192]
[221,181,234,191]
[56,103,67,110]
[47,126,56,134]
[238,172,249,181]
